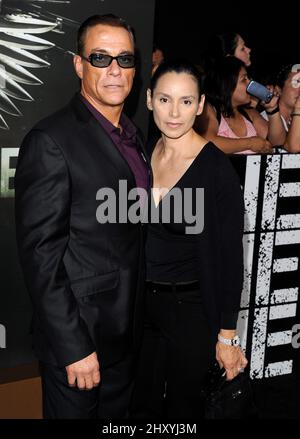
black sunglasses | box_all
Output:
[81,53,136,69]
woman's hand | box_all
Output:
[216,342,248,381]
[292,95,300,113]
[249,136,273,153]
[261,85,280,112]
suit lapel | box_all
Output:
[136,130,153,190]
[70,93,137,187]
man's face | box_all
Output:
[74,24,135,111]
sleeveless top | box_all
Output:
[218,114,257,155]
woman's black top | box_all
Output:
[146,141,244,331]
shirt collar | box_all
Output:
[79,93,137,142]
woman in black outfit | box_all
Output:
[132,60,248,419]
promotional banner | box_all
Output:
[232,153,300,418]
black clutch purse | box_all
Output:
[201,362,257,419]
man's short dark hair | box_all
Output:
[77,14,135,56]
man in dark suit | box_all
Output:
[15,14,150,419]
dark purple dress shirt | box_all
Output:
[80,94,149,194]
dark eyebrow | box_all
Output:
[156,92,171,98]
[90,48,134,56]
[156,92,196,99]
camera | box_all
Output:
[246,80,273,103]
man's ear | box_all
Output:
[146,89,153,111]
[196,94,206,116]
[73,55,83,80]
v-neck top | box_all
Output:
[146,142,209,282]
[146,140,244,317]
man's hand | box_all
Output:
[66,351,100,390]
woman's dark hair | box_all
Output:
[201,32,239,72]
[204,56,246,118]
[150,59,203,99]
[77,14,135,56]
[208,32,239,58]
[275,64,295,88]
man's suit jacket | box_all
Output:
[15,93,150,369]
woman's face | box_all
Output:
[278,71,300,109]
[234,35,251,67]
[147,72,205,139]
[231,67,251,107]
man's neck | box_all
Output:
[80,91,123,128]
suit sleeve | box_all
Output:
[216,154,244,329]
[15,129,95,367]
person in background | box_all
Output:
[261,64,300,153]
[202,31,262,110]
[152,44,165,75]
[195,57,286,154]
[202,31,251,70]
[15,14,149,419]
[148,45,165,143]
[131,60,247,419]
[285,96,300,153]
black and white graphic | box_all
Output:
[0,0,79,130]
[233,155,300,381]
